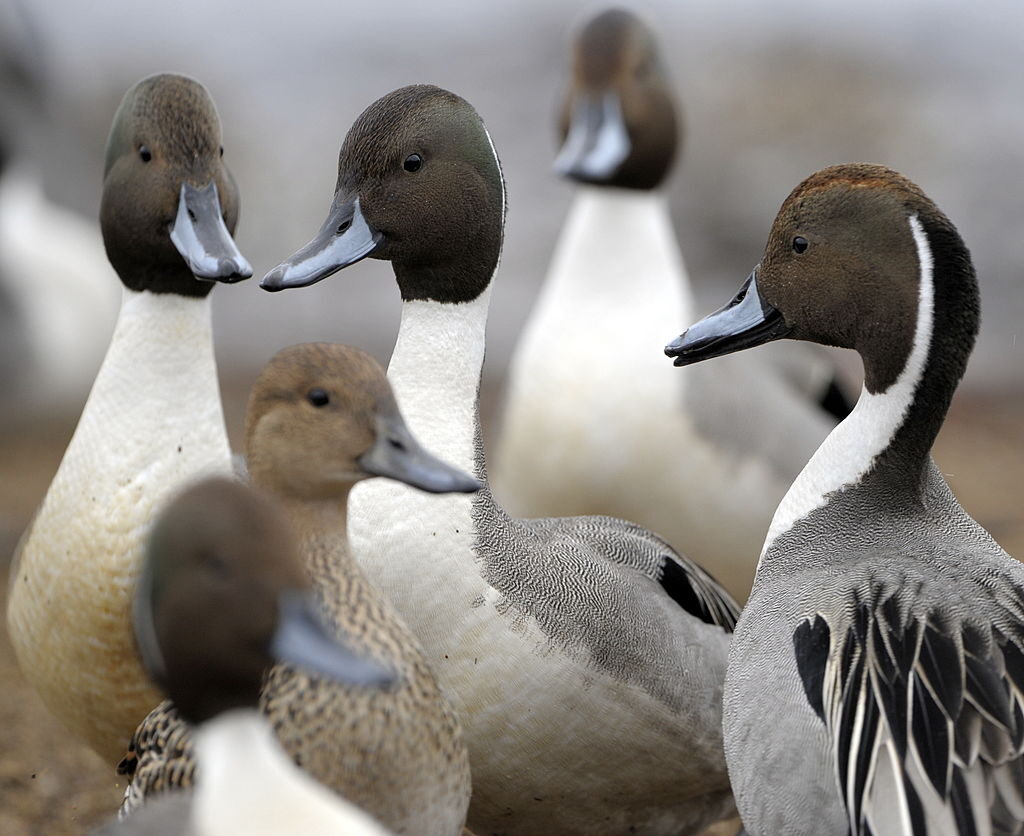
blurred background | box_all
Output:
[0,0,1021,832]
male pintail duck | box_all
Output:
[93,476,396,836]
[6,72,251,763]
[494,8,849,603]
[262,85,740,835]
[121,343,475,835]
[666,164,1024,835]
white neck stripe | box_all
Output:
[759,214,935,560]
[482,125,506,232]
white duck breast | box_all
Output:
[668,164,1024,835]
[264,84,740,836]
[7,289,232,759]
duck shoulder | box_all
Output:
[531,513,741,631]
[473,489,737,711]
[792,566,1024,835]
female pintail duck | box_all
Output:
[262,85,740,835]
[666,164,1024,835]
[93,476,396,836]
[6,72,251,763]
[494,8,849,603]
[121,343,475,836]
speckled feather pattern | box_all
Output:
[121,505,470,836]
[727,466,1024,835]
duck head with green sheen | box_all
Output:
[554,8,678,189]
[135,477,395,726]
[261,85,504,303]
[245,342,480,499]
[100,73,251,295]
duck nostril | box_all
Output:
[336,219,352,235]
[188,209,197,223]
[388,437,406,452]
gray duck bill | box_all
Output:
[553,91,631,182]
[169,182,252,282]
[271,590,397,689]
[261,196,381,291]
[664,269,791,366]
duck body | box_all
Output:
[5,72,250,762]
[668,164,1024,834]
[260,499,470,835]
[123,344,472,835]
[93,477,398,836]
[264,85,740,835]
[726,466,1024,835]
[493,10,840,602]
[351,291,734,834]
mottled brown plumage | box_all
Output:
[122,343,472,836]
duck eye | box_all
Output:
[792,236,809,254]
[307,388,330,407]
[139,145,152,163]
[403,153,422,173]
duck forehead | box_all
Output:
[338,85,476,181]
[781,164,928,219]
[120,75,221,165]
[250,344,391,425]
[576,10,648,85]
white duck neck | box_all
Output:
[384,285,491,478]
[760,214,935,561]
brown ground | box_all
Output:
[0,392,1021,834]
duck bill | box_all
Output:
[169,182,252,282]
[271,590,396,688]
[553,91,631,182]
[261,195,381,291]
[664,269,791,366]
[358,413,480,495]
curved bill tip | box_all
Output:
[664,269,791,367]
[359,413,481,495]
[553,92,630,182]
[170,182,252,282]
[260,196,380,292]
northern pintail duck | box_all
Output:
[262,85,739,835]
[666,164,1024,834]
[93,476,396,836]
[494,8,849,603]
[6,72,251,763]
[122,343,475,835]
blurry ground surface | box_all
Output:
[0,382,1022,834]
